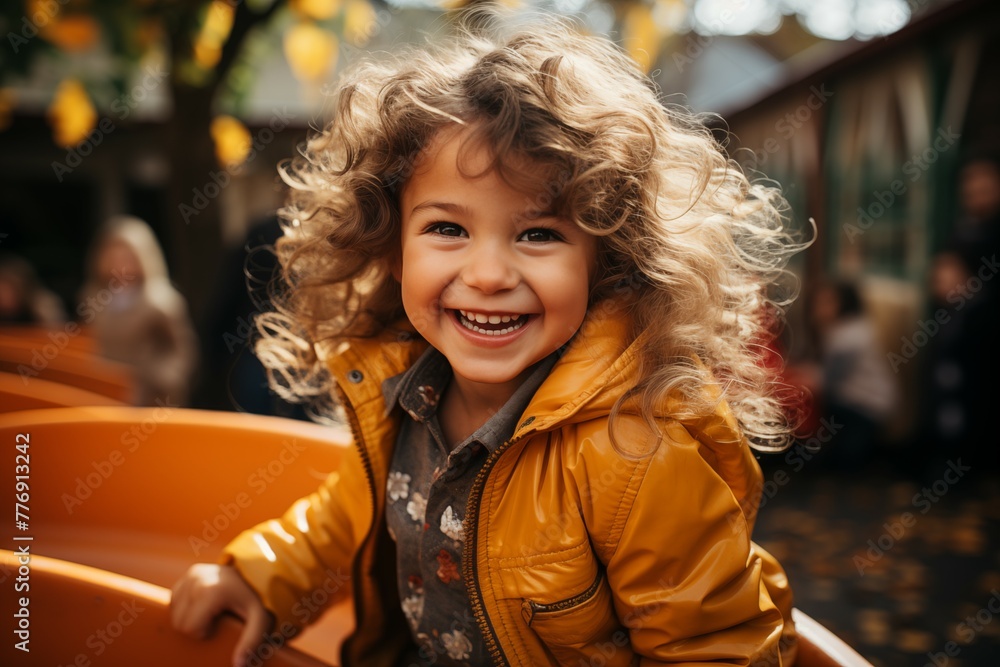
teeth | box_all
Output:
[459,309,523,324]
[457,311,528,336]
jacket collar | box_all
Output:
[321,299,760,520]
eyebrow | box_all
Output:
[409,200,559,223]
[408,201,473,217]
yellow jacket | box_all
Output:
[223,303,796,666]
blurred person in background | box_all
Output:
[0,252,66,327]
[916,250,999,476]
[809,280,898,471]
[951,152,1000,279]
[912,152,1000,476]
[78,216,198,406]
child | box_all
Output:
[171,10,804,667]
[79,216,198,405]
[808,280,897,470]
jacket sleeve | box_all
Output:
[604,421,786,666]
[220,440,371,633]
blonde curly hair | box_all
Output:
[258,8,806,450]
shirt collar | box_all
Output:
[382,346,452,422]
[382,346,560,451]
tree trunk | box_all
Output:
[163,83,222,322]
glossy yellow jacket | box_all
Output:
[222,302,797,666]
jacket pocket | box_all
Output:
[521,571,632,666]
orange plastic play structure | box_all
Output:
[0,550,328,667]
[0,407,353,666]
[0,371,124,412]
[0,404,872,666]
[0,328,135,403]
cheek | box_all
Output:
[545,260,592,331]
[398,251,452,320]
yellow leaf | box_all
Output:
[26,0,60,25]
[193,40,222,69]
[41,14,101,52]
[211,115,252,169]
[192,1,235,69]
[203,1,235,42]
[47,79,97,148]
[343,0,377,47]
[623,2,662,73]
[290,0,342,21]
[284,21,339,82]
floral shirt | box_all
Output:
[383,347,558,667]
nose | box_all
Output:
[460,241,519,294]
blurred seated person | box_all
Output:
[0,252,66,327]
[78,216,197,406]
[808,280,897,471]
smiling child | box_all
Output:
[171,9,803,667]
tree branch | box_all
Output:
[211,0,287,95]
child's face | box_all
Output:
[397,125,597,391]
[97,239,143,286]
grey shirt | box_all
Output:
[383,347,558,666]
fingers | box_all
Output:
[231,604,272,667]
[170,564,225,638]
[170,563,275,667]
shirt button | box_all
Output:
[347,370,364,383]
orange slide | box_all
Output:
[0,407,352,666]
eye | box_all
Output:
[426,222,466,237]
[519,227,564,243]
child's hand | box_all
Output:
[170,563,274,667]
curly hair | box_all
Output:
[258,8,807,450]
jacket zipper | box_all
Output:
[463,429,533,666]
[332,383,377,667]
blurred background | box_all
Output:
[0,0,998,665]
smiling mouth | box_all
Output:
[455,309,529,336]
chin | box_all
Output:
[452,364,525,386]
